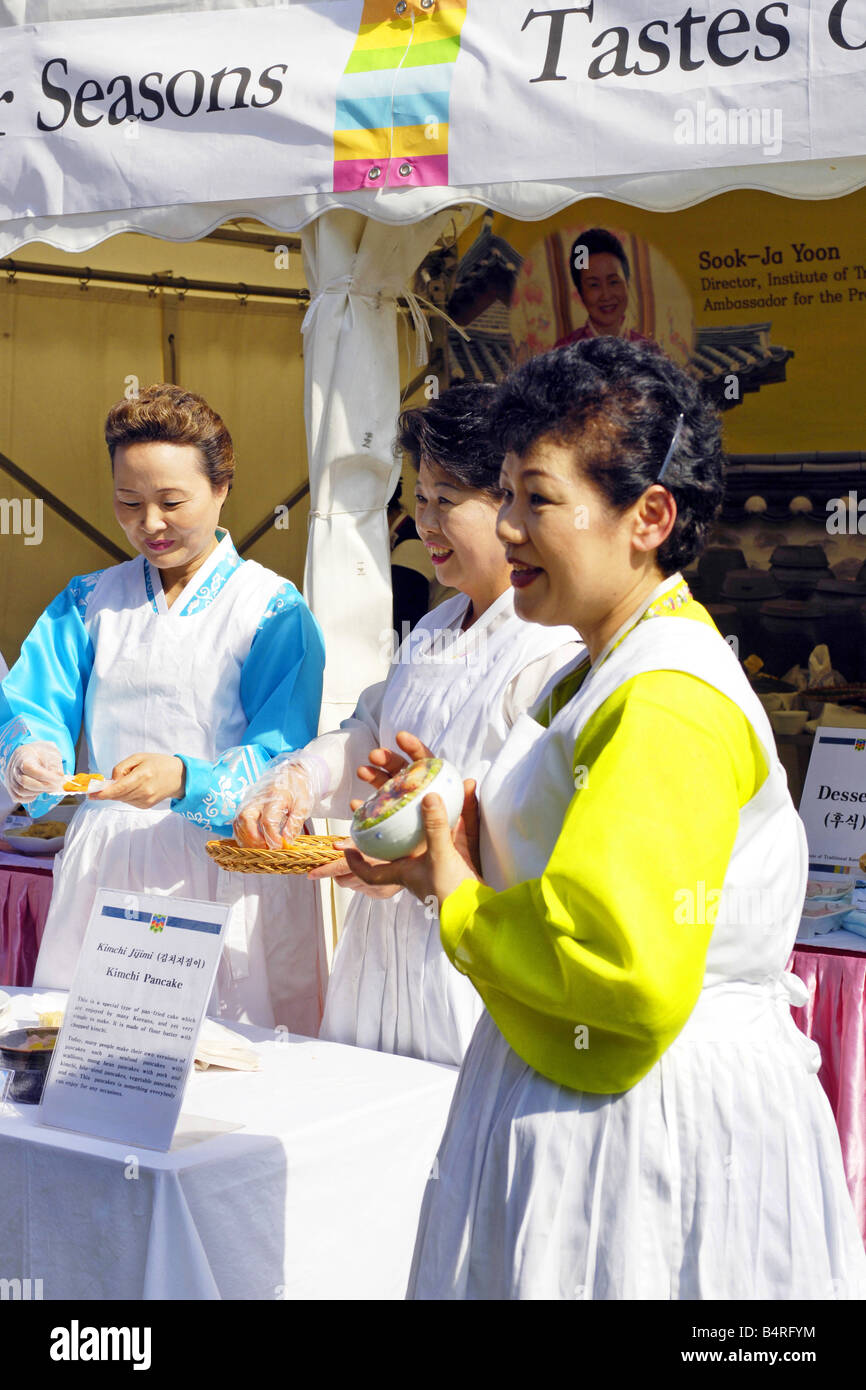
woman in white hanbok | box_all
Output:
[348,339,866,1300]
[236,384,581,1066]
[0,386,326,1031]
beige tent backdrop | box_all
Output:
[0,225,429,666]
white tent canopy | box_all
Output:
[2,0,865,729]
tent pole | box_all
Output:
[0,259,310,303]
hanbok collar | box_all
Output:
[143,529,243,617]
[590,572,689,672]
[534,574,690,729]
[448,587,514,657]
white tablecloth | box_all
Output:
[0,989,458,1300]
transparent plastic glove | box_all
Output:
[233,753,329,850]
[4,742,67,802]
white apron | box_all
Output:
[408,608,866,1299]
[33,543,325,1033]
[319,589,579,1066]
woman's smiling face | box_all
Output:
[413,457,508,598]
[579,252,629,334]
[112,441,228,569]
[496,436,675,653]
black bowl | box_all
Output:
[0,1029,57,1104]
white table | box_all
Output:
[0,990,458,1300]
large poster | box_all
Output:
[496,187,866,455]
[0,1,865,221]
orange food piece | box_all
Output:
[62,773,104,792]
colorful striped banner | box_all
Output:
[334,0,467,192]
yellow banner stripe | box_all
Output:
[334,121,449,161]
[353,7,466,51]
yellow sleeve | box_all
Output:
[440,671,769,1094]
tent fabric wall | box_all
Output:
[0,275,309,663]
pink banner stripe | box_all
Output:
[333,157,388,191]
[386,153,448,187]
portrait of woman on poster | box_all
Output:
[555,227,661,351]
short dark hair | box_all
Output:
[105,383,234,492]
[396,381,502,495]
[490,337,724,575]
[569,228,630,297]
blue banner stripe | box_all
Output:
[101,906,222,935]
[336,89,450,130]
[817,735,863,746]
[336,64,454,101]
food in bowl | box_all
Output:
[0,1028,58,1103]
[804,874,853,901]
[799,902,851,934]
[351,756,464,861]
[17,821,67,840]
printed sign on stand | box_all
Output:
[39,888,228,1150]
[799,726,866,869]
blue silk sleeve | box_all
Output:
[171,584,325,835]
[0,575,98,817]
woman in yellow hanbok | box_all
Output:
[347,338,866,1300]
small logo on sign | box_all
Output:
[149,914,166,934]
[856,740,865,752]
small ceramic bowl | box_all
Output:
[799,903,851,935]
[351,756,464,861]
[758,693,783,713]
[770,709,809,735]
[0,1027,58,1104]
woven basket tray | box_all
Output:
[205,835,345,875]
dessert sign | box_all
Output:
[798,727,866,869]
[39,888,228,1150]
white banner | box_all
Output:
[0,0,864,222]
[0,2,359,220]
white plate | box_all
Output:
[799,904,851,933]
[0,991,11,1026]
[805,876,854,901]
[3,832,64,856]
[60,775,106,796]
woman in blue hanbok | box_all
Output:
[0,385,325,1030]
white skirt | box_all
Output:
[407,998,866,1300]
[33,800,326,1034]
[319,889,484,1067]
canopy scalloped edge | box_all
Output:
[1,159,864,258]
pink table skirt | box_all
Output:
[790,946,866,1245]
[0,867,53,987]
